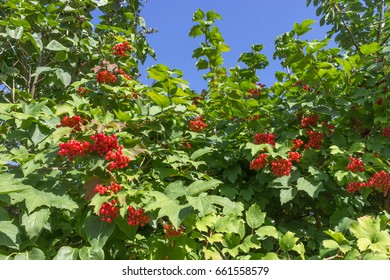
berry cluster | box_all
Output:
[96,70,117,84]
[346,170,390,196]
[90,133,119,156]
[322,122,335,135]
[300,114,319,128]
[94,182,122,195]
[115,68,132,80]
[77,87,89,96]
[271,158,292,177]
[189,116,207,132]
[305,130,324,149]
[346,181,367,193]
[254,132,276,147]
[346,156,365,173]
[56,115,85,132]
[288,151,302,163]
[127,206,150,227]
[112,41,132,57]
[383,127,390,137]
[99,200,120,223]
[249,153,268,170]
[248,83,265,97]
[292,139,304,150]
[105,146,131,171]
[376,98,383,105]
[368,170,390,196]
[58,140,90,161]
[163,224,185,239]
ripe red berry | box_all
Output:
[105,146,131,171]
[189,116,207,132]
[56,115,85,132]
[163,223,184,239]
[376,98,383,105]
[94,182,122,195]
[254,132,276,147]
[58,140,90,161]
[346,181,367,193]
[383,127,390,137]
[127,206,150,227]
[292,139,304,150]
[288,151,302,163]
[96,70,117,84]
[249,153,268,170]
[305,130,324,149]
[271,158,292,177]
[99,200,120,223]
[90,133,119,156]
[248,83,265,97]
[367,170,390,196]
[112,41,132,57]
[346,156,365,173]
[301,114,319,128]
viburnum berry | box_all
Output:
[112,41,132,57]
[271,158,292,177]
[376,98,383,105]
[105,146,131,171]
[346,181,367,193]
[291,139,304,150]
[288,151,302,163]
[300,114,319,128]
[163,223,185,239]
[56,115,85,132]
[58,140,90,161]
[96,70,117,84]
[305,130,324,149]
[322,122,335,135]
[249,153,268,170]
[189,116,207,132]
[115,68,132,80]
[99,199,120,223]
[302,85,310,91]
[248,83,265,97]
[367,170,390,196]
[90,133,119,156]
[346,156,365,173]
[254,132,276,147]
[94,182,122,195]
[127,206,150,227]
[382,127,390,137]
[77,86,89,96]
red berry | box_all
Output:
[58,140,90,161]
[292,139,304,150]
[288,151,302,163]
[271,158,292,177]
[346,181,367,193]
[383,127,390,137]
[346,156,365,173]
[105,146,131,171]
[367,170,390,196]
[127,206,150,227]
[112,41,132,57]
[163,223,184,239]
[96,70,117,84]
[254,132,276,147]
[56,115,85,132]
[249,153,268,170]
[189,116,207,132]
[99,200,120,223]
[90,133,119,156]
[305,130,324,149]
[301,114,319,128]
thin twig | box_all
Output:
[333,2,361,53]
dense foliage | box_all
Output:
[0,0,389,260]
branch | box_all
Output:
[30,51,43,99]
[377,0,385,43]
[333,2,361,53]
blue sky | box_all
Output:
[123,1,330,92]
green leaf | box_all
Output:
[0,173,32,194]
[296,177,323,198]
[280,188,297,205]
[186,179,222,196]
[190,147,214,160]
[322,239,339,249]
[189,25,203,37]
[349,216,390,252]
[193,9,205,22]
[279,231,299,252]
[360,42,381,55]
[10,189,77,214]
[21,208,50,241]
[147,64,169,81]
[147,91,170,108]
[79,246,104,260]
[293,19,316,36]
[187,194,215,217]
[54,246,79,260]
[55,69,71,87]
[256,226,279,239]
[246,204,266,229]
[6,26,24,39]
[0,221,19,249]
[164,181,187,200]
[85,215,115,247]
[46,40,69,52]
[13,248,45,260]
[215,215,245,239]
